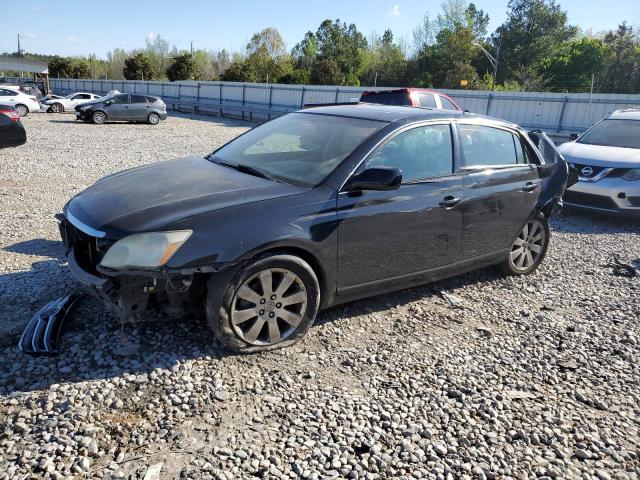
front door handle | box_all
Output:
[523,182,538,192]
[439,195,461,208]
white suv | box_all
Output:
[0,87,41,116]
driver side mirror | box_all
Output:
[343,167,402,192]
[569,133,579,141]
[104,100,112,106]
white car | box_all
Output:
[0,87,40,116]
[42,92,101,113]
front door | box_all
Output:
[455,123,541,258]
[104,94,130,120]
[337,123,463,292]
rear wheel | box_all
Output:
[92,111,106,124]
[206,254,320,353]
[147,112,160,125]
[51,102,64,113]
[15,104,28,117]
[502,215,550,275]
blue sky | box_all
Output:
[3,0,639,58]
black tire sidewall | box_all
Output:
[206,254,320,353]
[503,215,550,275]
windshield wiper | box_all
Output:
[214,159,277,182]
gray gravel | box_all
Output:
[0,112,639,479]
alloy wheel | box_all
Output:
[16,105,28,117]
[231,268,308,346]
[93,112,106,124]
[509,219,546,272]
[52,103,63,113]
[148,113,160,125]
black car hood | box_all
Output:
[65,156,306,236]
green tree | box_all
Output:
[166,52,197,81]
[123,53,156,80]
[363,30,408,86]
[145,34,173,80]
[542,37,607,92]
[493,0,577,83]
[598,23,640,93]
[244,27,291,82]
[310,58,345,85]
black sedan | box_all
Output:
[0,104,26,148]
[59,105,570,352]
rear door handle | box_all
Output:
[523,182,538,192]
[439,195,461,208]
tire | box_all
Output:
[51,102,64,113]
[15,104,28,117]
[206,254,320,353]
[147,112,160,125]
[501,214,550,275]
[92,111,106,124]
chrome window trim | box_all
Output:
[65,210,106,238]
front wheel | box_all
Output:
[92,111,106,124]
[501,215,550,275]
[147,112,160,125]
[206,254,320,353]
[51,102,64,113]
[15,104,28,117]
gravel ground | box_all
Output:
[0,112,638,480]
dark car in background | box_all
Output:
[0,104,26,148]
[75,93,167,125]
[59,105,569,353]
[360,88,462,111]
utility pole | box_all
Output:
[190,41,194,60]
[17,34,21,56]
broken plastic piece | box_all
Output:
[19,293,83,355]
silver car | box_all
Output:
[558,109,640,218]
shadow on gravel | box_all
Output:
[552,209,640,234]
[0,260,503,396]
[3,238,64,258]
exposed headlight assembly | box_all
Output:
[100,230,192,269]
[621,169,640,181]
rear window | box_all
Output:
[439,96,459,111]
[416,93,437,108]
[361,91,411,106]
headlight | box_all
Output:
[100,230,192,269]
[622,169,640,181]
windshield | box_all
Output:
[210,112,387,186]
[578,119,640,149]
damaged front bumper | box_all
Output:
[59,216,239,322]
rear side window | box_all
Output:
[365,124,453,181]
[361,91,411,106]
[459,125,524,166]
[130,95,147,104]
[145,96,157,103]
[439,96,459,111]
[416,93,437,108]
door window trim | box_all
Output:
[454,121,535,172]
[339,120,457,191]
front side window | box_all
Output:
[365,124,453,182]
[0,89,18,96]
[459,125,523,167]
[577,119,640,149]
[110,94,129,104]
[211,112,386,186]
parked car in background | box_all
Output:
[42,92,101,113]
[558,109,640,218]
[59,104,569,353]
[0,104,27,148]
[75,93,167,124]
[360,88,462,111]
[0,87,40,116]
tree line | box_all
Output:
[4,0,640,93]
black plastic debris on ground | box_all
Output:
[18,293,83,355]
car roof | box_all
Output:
[299,103,518,129]
[0,103,16,110]
[609,108,640,120]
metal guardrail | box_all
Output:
[9,77,639,136]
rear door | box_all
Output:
[455,122,541,259]
[129,94,150,120]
